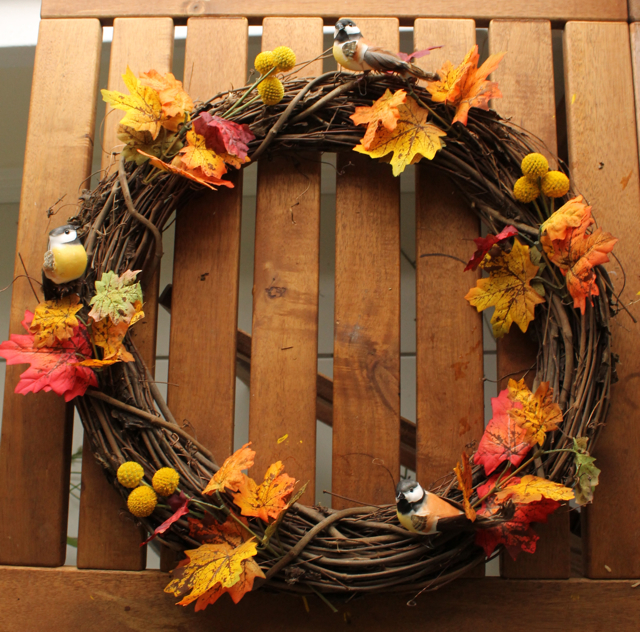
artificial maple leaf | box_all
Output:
[142,495,190,546]
[540,195,593,242]
[232,461,296,523]
[79,317,134,367]
[350,89,407,150]
[474,388,532,475]
[203,443,255,496]
[465,238,545,338]
[0,310,97,401]
[572,437,601,506]
[354,96,446,176]
[427,45,505,125]
[542,227,617,315]
[165,539,259,607]
[188,515,248,547]
[192,112,255,162]
[137,151,234,190]
[89,270,143,325]
[464,225,518,271]
[138,69,194,129]
[507,378,563,446]
[29,294,83,348]
[101,67,168,140]
[495,475,574,504]
[179,131,228,179]
[454,451,476,521]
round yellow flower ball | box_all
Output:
[272,46,296,71]
[541,171,570,198]
[513,176,540,203]
[255,51,276,75]
[258,76,285,105]
[117,461,144,489]
[152,467,180,497]
[521,153,549,178]
[127,486,157,518]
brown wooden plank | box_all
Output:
[40,0,628,23]
[248,19,323,502]
[77,17,174,571]
[2,567,640,632]
[565,20,640,579]
[489,19,571,580]
[166,18,247,472]
[331,16,401,511]
[630,1,640,21]
[0,19,101,567]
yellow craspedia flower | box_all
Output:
[541,171,570,198]
[273,46,296,71]
[117,461,144,489]
[152,467,180,496]
[127,486,157,518]
[521,153,549,178]
[258,76,285,105]
[255,51,276,75]
[513,176,540,203]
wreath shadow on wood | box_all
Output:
[71,72,615,596]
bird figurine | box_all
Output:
[42,224,87,300]
[396,479,514,536]
[333,18,437,81]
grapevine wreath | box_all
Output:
[0,44,615,610]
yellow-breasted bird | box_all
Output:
[42,225,87,299]
[333,18,437,80]
[396,479,514,535]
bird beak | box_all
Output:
[337,23,345,31]
[396,492,405,501]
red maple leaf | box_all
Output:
[474,388,532,475]
[192,112,255,161]
[464,225,518,271]
[0,311,97,401]
[142,493,190,546]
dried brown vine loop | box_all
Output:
[71,72,614,596]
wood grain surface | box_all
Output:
[248,19,323,502]
[0,19,102,567]
[564,20,640,579]
[489,19,571,580]
[2,566,639,632]
[40,0,628,23]
[77,17,174,571]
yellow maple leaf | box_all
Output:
[453,451,476,521]
[79,317,133,367]
[507,378,562,446]
[354,97,446,176]
[232,461,296,523]
[138,69,194,118]
[29,294,83,348]
[101,67,168,140]
[350,88,407,150]
[540,195,594,243]
[465,238,545,339]
[495,475,574,503]
[164,539,259,607]
[203,443,255,495]
[179,131,228,179]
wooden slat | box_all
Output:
[565,20,640,579]
[40,0,628,22]
[489,19,571,580]
[630,1,640,22]
[166,17,247,471]
[248,19,323,502]
[77,17,174,571]
[332,19,400,508]
[0,19,101,567]
[414,20,481,486]
[2,567,640,631]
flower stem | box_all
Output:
[222,67,277,118]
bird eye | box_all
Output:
[64,230,70,234]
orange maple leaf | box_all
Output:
[203,443,255,495]
[540,195,594,243]
[29,294,83,348]
[79,316,135,367]
[232,461,296,523]
[507,379,562,446]
[350,88,407,150]
[188,515,248,547]
[179,131,228,179]
[427,45,505,125]
[138,69,194,128]
[495,475,574,504]
[542,227,617,315]
[453,452,476,521]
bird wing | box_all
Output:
[361,46,408,72]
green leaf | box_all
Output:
[67,536,78,548]
[531,280,546,297]
[89,270,143,324]
[572,437,601,506]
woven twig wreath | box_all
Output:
[56,69,614,599]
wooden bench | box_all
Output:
[1,2,639,629]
